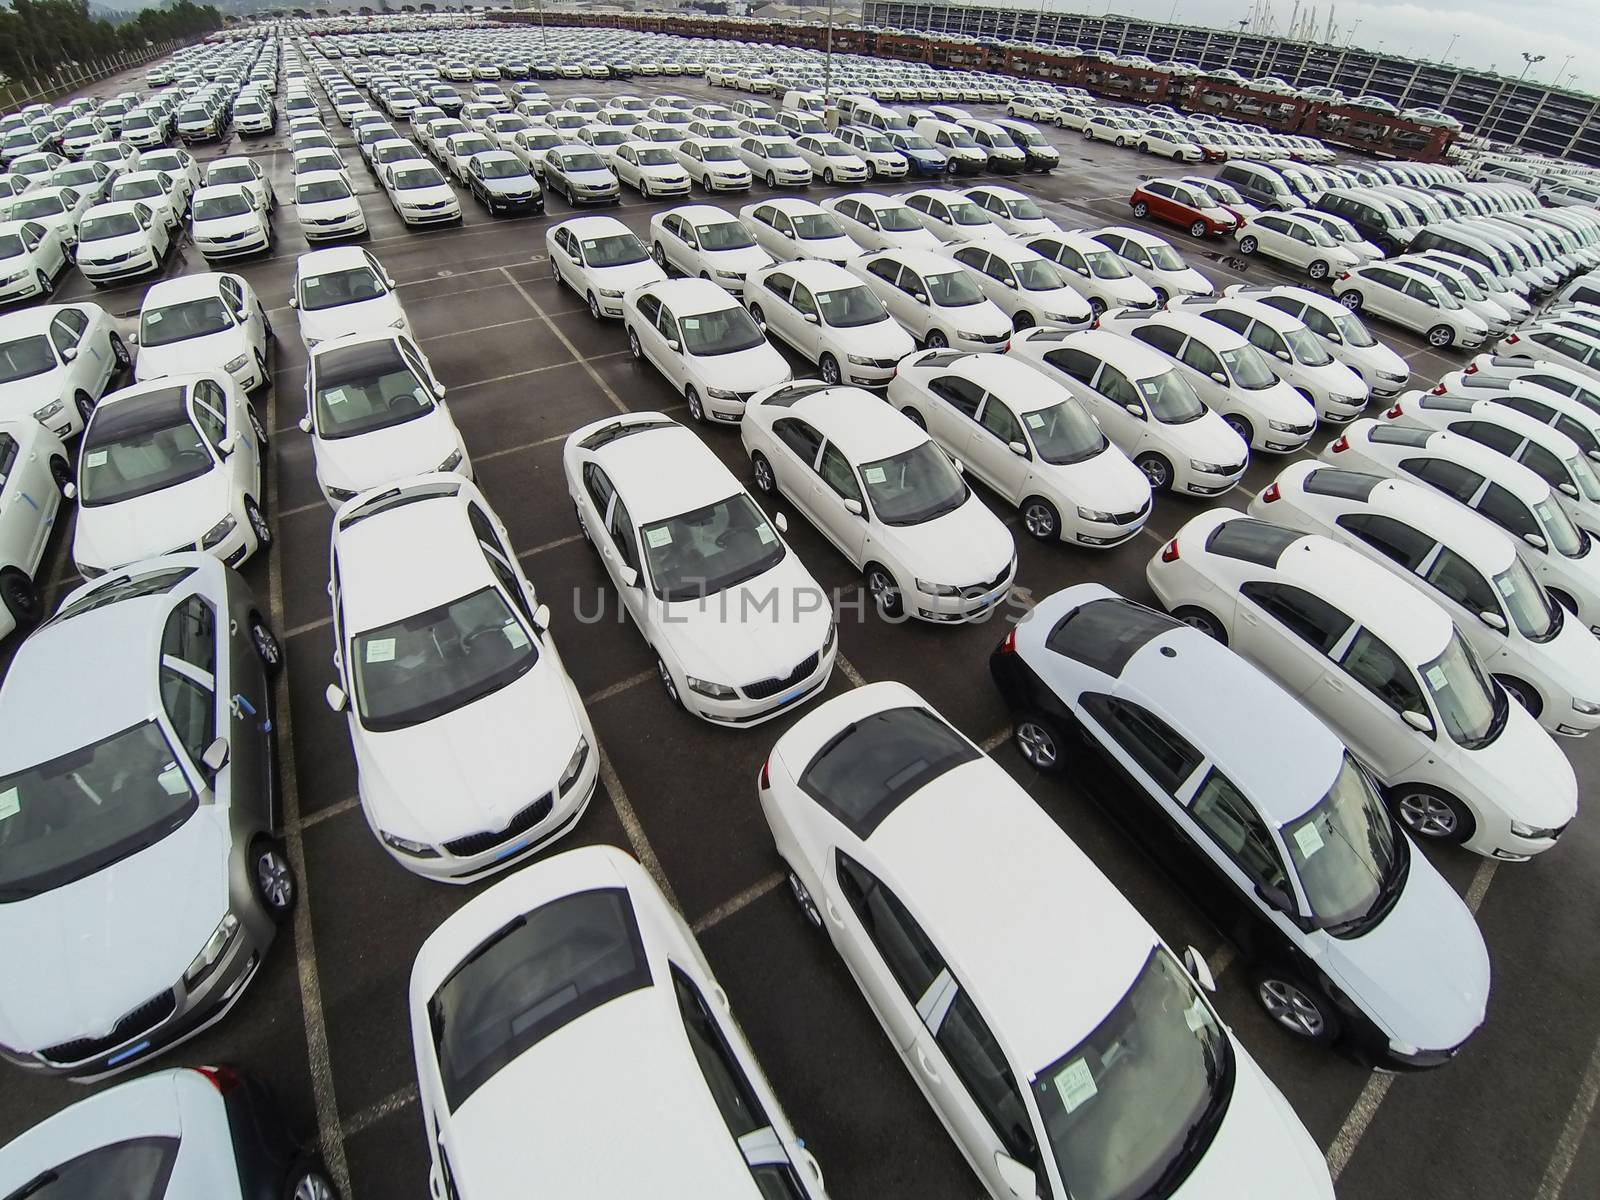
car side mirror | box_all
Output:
[1209,371,1227,384]
[1478,610,1509,631]
[1123,402,1145,417]
[433,383,447,399]
[781,227,795,238]
[1559,481,1580,499]
[802,311,819,324]
[200,736,230,773]
[1523,532,1548,551]
[61,346,78,362]
[298,415,312,434]
[618,564,640,589]
[774,512,789,534]
[665,338,681,353]
[842,497,864,516]
[1002,277,1017,289]
[62,481,77,500]
[325,683,348,712]
[217,435,236,455]
[865,219,879,230]
[1254,880,1295,914]
[1273,349,1291,362]
[1588,450,1600,464]
[913,291,928,304]
[1402,709,1435,734]
[288,295,298,308]
[1007,440,1028,458]
[532,601,551,632]
[993,1153,1037,1200]
[1183,946,1217,993]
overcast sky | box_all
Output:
[1006,1,1600,93]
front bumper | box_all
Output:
[197,232,270,259]
[690,646,836,726]
[78,250,161,282]
[0,272,48,302]
[1181,464,1247,495]
[911,566,1017,622]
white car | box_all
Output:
[741,381,1016,620]
[1394,256,1517,338]
[1296,208,1384,262]
[1335,262,1490,350]
[301,332,468,504]
[382,159,461,227]
[1432,355,1600,445]
[649,205,772,289]
[740,197,859,266]
[441,131,497,184]
[760,680,1336,1200]
[547,215,667,320]
[509,127,567,177]
[672,136,753,192]
[1138,124,1205,160]
[0,302,128,438]
[847,247,1014,353]
[189,184,272,261]
[293,169,367,241]
[1495,322,1600,384]
[1024,230,1161,314]
[821,192,940,253]
[793,134,869,184]
[1235,212,1362,282]
[962,184,1060,237]
[939,240,1094,332]
[891,350,1151,545]
[609,140,692,198]
[1147,510,1579,860]
[564,411,836,723]
[623,278,792,424]
[292,246,411,349]
[80,141,140,177]
[0,218,69,304]
[5,185,90,253]
[1101,307,1318,453]
[326,476,596,878]
[743,259,916,388]
[73,200,170,287]
[46,161,115,208]
[1007,326,1249,495]
[203,156,274,212]
[900,187,1007,245]
[1090,226,1214,302]
[71,372,269,577]
[737,136,813,188]
[108,168,190,232]
[134,272,270,392]
[1223,284,1410,398]
[0,418,70,638]
[1252,460,1600,736]
[835,126,910,180]
[140,146,201,194]
[1007,96,1060,121]
[408,846,827,1195]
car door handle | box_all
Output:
[823,898,846,928]
[1323,677,1346,693]
[914,1045,942,1085]
[1240,610,1258,625]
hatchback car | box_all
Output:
[1336,262,1490,350]
[547,215,666,320]
[0,301,128,438]
[649,205,772,289]
[1236,211,1361,281]
[939,240,1093,333]
[0,217,69,304]
[542,144,622,204]
[848,247,1013,353]
[134,272,271,393]
[1131,178,1240,238]
[744,259,915,389]
[294,168,368,241]
[821,192,940,253]
[1024,230,1161,314]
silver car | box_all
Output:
[0,553,290,1080]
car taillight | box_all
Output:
[1337,272,1350,280]
[1505,333,1520,344]
[1386,403,1404,419]
[1330,435,1350,452]
[1464,362,1479,374]
[196,1064,243,1094]
[1431,384,1447,394]
[999,627,1017,654]
[1261,482,1281,503]
[1161,538,1180,563]
[1090,318,1100,329]
[759,761,770,790]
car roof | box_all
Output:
[592,419,740,521]
[1095,223,1170,247]
[868,246,966,274]
[296,244,371,276]
[646,277,740,316]
[662,203,740,226]
[785,385,924,460]
[0,303,82,335]
[929,351,1076,412]
[1024,326,1176,377]
[141,272,228,306]
[1141,308,1248,348]
[773,259,856,288]
[1205,295,1303,332]
[1361,422,1558,502]
[555,214,630,237]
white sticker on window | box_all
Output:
[145,310,163,324]
[680,316,700,332]
[758,524,776,544]
[1425,665,1449,691]
[304,275,321,287]
[0,787,18,821]
[504,622,529,648]
[156,761,189,794]
[1293,822,1325,859]
[1496,576,1516,597]
[645,527,673,548]
[863,465,886,484]
[1025,412,1046,429]
[365,637,396,663]
[86,450,108,467]
[1052,1059,1098,1113]
[324,387,347,406]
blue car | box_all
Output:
[887,130,949,177]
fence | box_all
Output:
[0,39,189,116]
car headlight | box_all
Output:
[915,578,961,597]
[1189,459,1229,474]
[183,913,240,986]
[1077,506,1114,522]
[1572,698,1600,716]
[222,354,249,373]
[705,386,741,400]
[437,449,464,472]
[715,268,744,279]
[687,675,737,699]
[33,399,63,422]
[847,353,880,365]
[379,829,440,857]
[955,329,991,341]
[598,287,624,298]
[0,271,25,287]
[201,514,238,548]
[1267,419,1306,433]
[389,317,406,329]
[558,735,590,793]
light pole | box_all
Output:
[1441,33,1458,64]
[1496,51,1545,145]
[823,0,835,103]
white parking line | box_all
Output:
[835,652,867,688]
[499,266,631,414]
[1535,1027,1600,1200]
[585,669,655,706]
[693,871,785,934]
[341,1082,419,1141]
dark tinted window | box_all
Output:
[752,1166,810,1200]
[672,966,768,1139]
[799,706,979,838]
[1475,482,1541,540]
[936,988,1038,1165]
[1367,424,1433,447]
[5,1137,181,1200]
[929,375,985,419]
[773,417,825,467]
[1130,325,1185,357]
[1204,518,1302,568]
[1080,693,1203,793]
[1425,547,1498,613]
[1239,581,1352,653]
[1336,513,1434,570]
[1340,629,1425,715]
[1401,457,1483,502]
[836,851,944,1000]
[428,888,651,1110]
[1190,769,1287,889]
[1045,597,1181,677]
[1042,346,1101,385]
[1303,468,1384,500]
[1452,420,1523,456]
[1201,308,1252,336]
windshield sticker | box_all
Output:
[863,465,887,484]
[1496,576,1517,597]
[645,527,673,549]
[758,524,777,544]
[156,763,188,796]
[1052,1058,1098,1113]
[145,311,163,324]
[365,637,396,663]
[86,450,108,468]
[324,388,348,406]
[680,316,701,332]
[1293,822,1325,859]
[304,276,321,287]
[503,622,530,648]
[0,787,17,821]
[1184,997,1210,1034]
[1424,665,1449,691]
[1025,412,1046,429]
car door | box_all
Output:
[652,300,689,393]
[951,245,999,308]
[865,257,917,332]
[602,490,649,630]
[551,225,579,287]
[219,274,263,357]
[921,372,984,461]
[1358,267,1408,322]
[969,394,1033,504]
[786,280,824,361]
[49,307,106,397]
[0,430,53,572]
[812,439,870,563]
[192,378,248,497]
[768,416,825,526]
[1314,624,1432,778]
[1235,579,1354,697]
[631,290,669,371]
[159,593,234,805]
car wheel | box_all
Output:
[1012,311,1035,331]
[766,171,776,186]
[1088,296,1106,317]
[1171,605,1227,644]
[49,454,72,494]
[1223,414,1254,447]
[865,563,904,618]
[1496,675,1543,718]
[1134,451,1173,491]
[748,302,764,327]
[1251,966,1340,1045]
[249,405,270,449]
[1238,235,1258,255]
[627,326,643,359]
[109,332,131,368]
[1337,289,1363,311]
[34,269,51,296]
[1132,200,1149,217]
[1390,784,1475,844]
[819,353,841,384]
[1426,324,1455,349]
[785,865,824,929]
[551,256,562,283]
[244,496,272,550]
[1189,219,1209,238]
[0,568,42,632]
[1021,496,1059,541]
[1152,286,1169,306]
[1549,587,1578,615]
[1014,713,1066,773]
[1114,136,1126,147]
[925,329,948,349]
[248,609,284,675]
[253,348,270,389]
[900,406,926,429]
[74,390,96,428]
[651,241,667,268]
[283,1160,339,1200]
[1307,259,1330,281]
[655,655,683,708]
[252,837,296,923]
[587,291,602,320]
[685,384,705,423]
[751,450,778,496]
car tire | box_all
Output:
[751,450,778,496]
[253,348,270,389]
[865,562,904,618]
[1013,311,1035,331]
[784,864,824,929]
[1013,712,1067,773]
[1238,235,1258,255]
[1223,414,1254,447]
[1308,259,1330,280]
[651,241,668,269]
[1088,296,1106,317]
[627,326,643,359]
[0,568,42,633]
[49,454,72,494]
[1389,783,1475,845]
[587,291,601,320]
[925,329,948,349]
[1152,286,1168,306]
[1134,451,1173,491]
[1496,675,1543,718]
[823,168,834,184]
[685,384,705,423]
[1426,324,1455,349]
[766,171,776,187]
[819,352,841,384]
[74,390,96,429]
[1337,289,1363,312]
[244,496,272,550]
[249,404,270,449]
[900,406,926,429]
[34,269,51,296]
[655,654,684,709]
[1251,965,1340,1045]
[1132,200,1149,217]
[1021,496,1060,541]
[1171,605,1227,644]
[249,609,284,676]
[251,836,296,924]
[748,302,764,327]
[110,332,131,368]
[282,1157,339,1200]
[1189,219,1209,238]
[1114,136,1126,147]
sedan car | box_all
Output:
[648,205,772,289]
[740,197,859,266]
[135,272,271,393]
[0,217,69,304]
[940,240,1094,332]
[760,680,1336,1199]
[993,583,1490,1068]
[822,192,941,253]
[899,188,1006,246]
[409,845,827,1196]
[1024,230,1161,314]
[548,214,666,320]
[5,184,89,252]
[465,149,543,215]
[294,168,368,241]
[0,301,128,437]
[1091,226,1215,302]
[542,144,622,205]
[326,475,595,878]
[564,411,836,722]
[0,417,69,638]
[1336,262,1489,350]
[1131,178,1240,238]
[847,247,1014,353]
[108,168,192,233]
[744,259,915,388]
[190,184,272,262]
[0,553,288,1078]
[203,156,273,212]
[672,136,754,192]
[1224,284,1410,397]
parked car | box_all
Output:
[1223,284,1410,397]
[190,184,272,262]
[847,247,1013,352]
[1025,231,1161,314]
[547,214,666,320]
[0,217,70,304]
[0,301,128,438]
[0,417,70,638]
[741,197,858,266]
[1335,262,1489,350]
[1130,178,1241,238]
[743,259,915,388]
[134,271,272,393]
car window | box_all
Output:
[607,496,638,570]
[1337,627,1427,718]
[929,375,984,420]
[1474,482,1542,540]
[1201,308,1251,336]
[1189,768,1288,890]
[191,396,227,450]
[818,443,862,504]
[978,397,1023,446]
[672,965,768,1139]
[1335,513,1435,570]
[1238,581,1352,654]
[1130,325,1185,357]
[1042,346,1101,385]
[1177,337,1224,378]
[161,595,217,676]
[1425,546,1498,614]
[773,416,824,468]
[1080,693,1203,793]
[791,283,818,318]
[582,462,613,517]
[836,850,945,1002]
[160,667,215,763]
[1453,420,1523,456]
[1401,457,1483,502]
[935,988,1039,1166]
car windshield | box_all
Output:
[78,210,142,240]
[1085,247,1132,279]
[1285,325,1333,365]
[1034,948,1233,1200]
[11,194,64,219]
[1209,182,1245,204]
[1139,368,1207,423]
[1026,399,1108,465]
[194,191,251,219]
[141,297,233,347]
[679,305,766,356]
[298,177,352,203]
[946,129,978,147]
[0,234,22,259]
[859,441,968,525]
[80,389,212,505]
[1497,558,1559,639]
[925,269,984,306]
[823,143,853,157]
[395,165,445,189]
[640,493,786,602]
[482,156,531,179]
[0,338,55,384]
[945,200,988,226]
[113,178,162,201]
[858,132,893,152]
[1220,344,1279,389]
[695,221,753,251]
[54,167,98,187]
[1535,497,1585,555]
[633,146,674,166]
[897,133,934,150]
[525,133,561,150]
[300,266,384,312]
[0,721,198,901]
[816,284,888,328]
[1332,310,1377,347]
[560,150,606,171]
[1013,257,1067,292]
[351,586,537,731]
[208,163,254,186]
[1147,242,1186,271]
[1421,630,1507,749]
[701,144,740,161]
[1283,754,1403,931]
[1567,454,1600,502]
[581,233,647,267]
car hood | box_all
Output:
[594,260,667,291]
[1318,848,1490,1051]
[482,175,538,195]
[1152,264,1213,294]
[1301,356,1368,396]
[135,328,250,382]
[298,196,362,220]
[827,317,918,358]
[1345,338,1409,377]
[1170,409,1250,462]
[876,491,1014,583]
[395,184,455,206]
[690,342,791,392]
[193,214,260,239]
[883,226,942,250]
[74,230,150,262]
[353,660,583,844]
[704,245,770,274]
[797,234,858,262]
[1467,699,1579,828]
[315,408,461,494]
[74,467,231,571]
[1041,443,1151,510]
[659,552,832,686]
[299,293,408,345]
[1101,273,1161,305]
[0,809,227,1051]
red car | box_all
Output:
[1129,179,1241,237]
